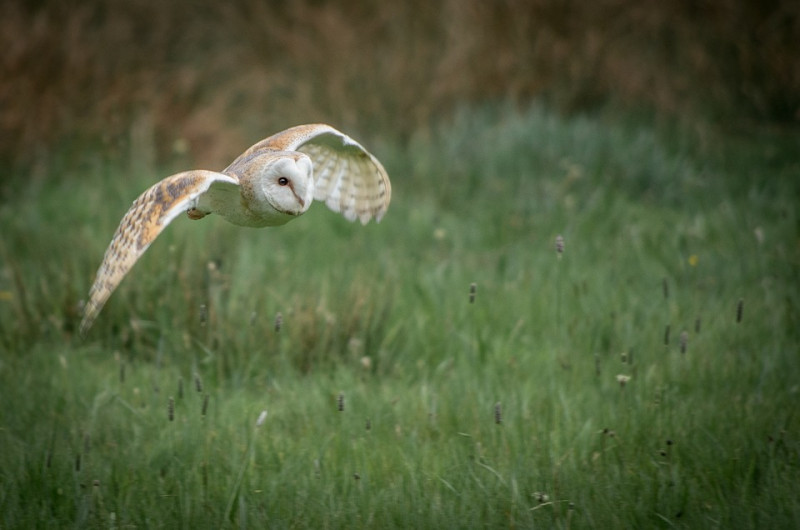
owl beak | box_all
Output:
[294,155,314,211]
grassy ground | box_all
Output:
[1,105,798,528]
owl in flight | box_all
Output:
[79,124,391,335]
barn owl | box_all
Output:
[79,124,391,335]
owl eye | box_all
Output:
[278,177,289,186]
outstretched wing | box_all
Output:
[232,124,391,224]
[80,170,239,335]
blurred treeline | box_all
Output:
[1,0,798,175]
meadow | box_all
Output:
[1,104,798,528]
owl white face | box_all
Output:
[260,154,315,218]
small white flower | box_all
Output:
[256,410,268,427]
[555,235,565,254]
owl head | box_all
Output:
[244,152,315,224]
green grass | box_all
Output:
[1,105,798,528]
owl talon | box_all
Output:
[187,208,207,220]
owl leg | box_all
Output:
[187,208,208,220]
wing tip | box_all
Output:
[356,204,388,225]
[334,204,388,225]
[78,308,96,338]
[78,293,107,337]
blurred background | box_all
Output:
[1,0,798,194]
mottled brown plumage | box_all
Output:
[80,124,390,335]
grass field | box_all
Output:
[1,105,798,528]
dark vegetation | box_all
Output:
[2,0,798,190]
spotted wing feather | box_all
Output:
[80,170,239,335]
[234,124,391,224]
